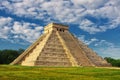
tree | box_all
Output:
[105,57,120,67]
[0,50,19,64]
[0,50,2,63]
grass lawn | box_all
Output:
[0,65,120,80]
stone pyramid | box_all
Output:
[11,23,111,67]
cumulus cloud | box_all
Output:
[0,17,43,44]
[72,0,108,9]
[79,19,102,34]
[100,47,120,59]
[12,21,43,43]
[78,35,98,45]
[0,17,13,39]
[94,40,120,59]
[1,0,120,34]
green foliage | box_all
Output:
[0,49,24,64]
[105,57,120,67]
[0,65,120,80]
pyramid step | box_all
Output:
[48,37,59,40]
[41,51,66,54]
[46,43,63,46]
[42,48,65,52]
[37,56,70,62]
[40,51,67,54]
[48,38,60,41]
[40,52,68,57]
[36,60,70,62]
[38,56,69,58]
[46,44,63,48]
[35,60,72,66]
[37,59,70,62]
[44,46,64,49]
[45,46,63,49]
[46,41,62,46]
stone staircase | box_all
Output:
[58,31,94,66]
[21,32,52,66]
[35,31,72,66]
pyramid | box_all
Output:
[11,23,111,67]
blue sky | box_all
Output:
[0,0,120,59]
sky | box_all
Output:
[0,0,120,59]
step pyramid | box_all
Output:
[11,23,111,67]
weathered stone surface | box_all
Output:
[10,23,111,67]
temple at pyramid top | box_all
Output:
[44,23,69,34]
[11,23,111,67]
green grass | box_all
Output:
[0,65,120,80]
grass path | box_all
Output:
[0,65,120,80]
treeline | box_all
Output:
[0,49,24,64]
[105,57,120,67]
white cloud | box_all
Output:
[78,35,98,45]
[97,47,120,59]
[94,40,114,47]
[1,0,120,34]
[72,0,108,9]
[94,40,120,59]
[0,17,43,44]
[0,17,12,27]
[79,19,102,34]
[0,17,13,39]
[11,21,43,43]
